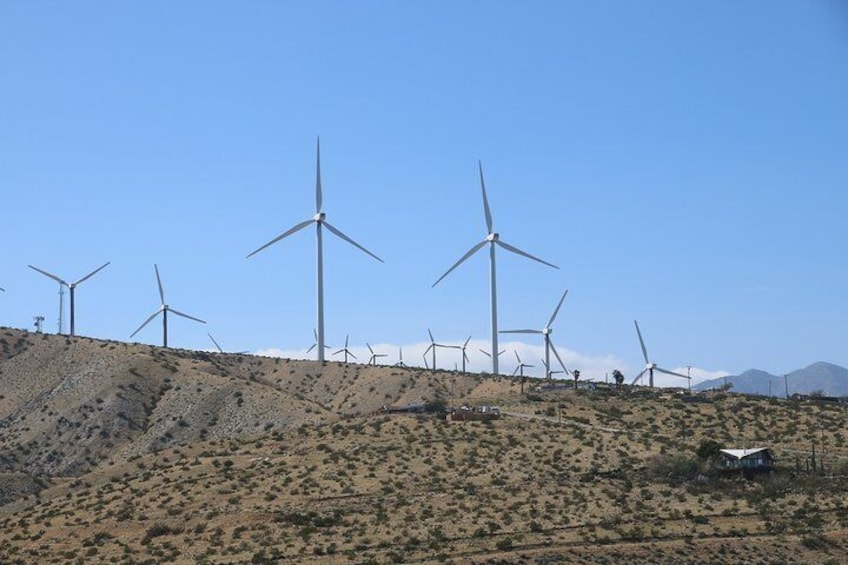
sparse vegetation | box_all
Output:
[0,327,846,563]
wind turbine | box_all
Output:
[457,335,472,373]
[423,329,460,371]
[501,289,569,379]
[512,351,534,377]
[131,264,206,347]
[28,262,110,337]
[306,329,332,355]
[479,348,506,362]
[247,138,383,362]
[366,343,388,365]
[394,347,407,367]
[333,335,356,364]
[631,320,690,388]
[433,161,558,375]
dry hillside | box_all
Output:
[1,327,848,564]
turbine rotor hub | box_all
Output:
[487,232,499,242]
[314,212,325,222]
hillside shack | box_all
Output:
[718,448,774,476]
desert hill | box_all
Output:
[1,327,848,564]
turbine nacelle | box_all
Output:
[542,327,552,336]
[646,362,657,370]
[487,232,499,242]
[314,212,326,222]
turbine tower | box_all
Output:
[433,161,558,375]
[631,320,690,387]
[131,264,206,347]
[247,138,383,362]
[28,262,111,336]
[501,289,569,379]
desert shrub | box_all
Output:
[645,453,700,484]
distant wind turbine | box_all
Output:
[394,347,407,367]
[366,343,388,366]
[333,335,356,364]
[501,289,569,379]
[631,320,690,388]
[458,335,472,373]
[130,264,206,347]
[28,262,110,336]
[306,329,332,355]
[433,161,558,375]
[423,329,460,371]
[512,351,534,377]
[247,138,383,362]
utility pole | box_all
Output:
[686,365,692,392]
[784,374,789,399]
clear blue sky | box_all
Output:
[1,1,846,382]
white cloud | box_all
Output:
[254,339,630,382]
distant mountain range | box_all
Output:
[694,362,848,397]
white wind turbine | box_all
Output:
[394,347,407,367]
[631,320,690,388]
[366,343,388,365]
[433,161,558,375]
[333,335,356,364]
[247,138,383,362]
[28,262,110,336]
[457,335,472,373]
[423,329,460,371]
[501,289,569,379]
[306,329,332,355]
[131,264,206,347]
[512,351,534,377]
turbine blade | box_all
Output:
[464,335,472,347]
[367,343,375,355]
[131,309,162,338]
[333,348,344,355]
[478,160,493,234]
[499,329,541,334]
[74,261,111,286]
[656,367,690,380]
[514,351,521,362]
[631,368,648,386]
[246,219,314,258]
[547,289,569,328]
[634,320,649,364]
[323,221,384,263]
[345,334,349,347]
[432,239,487,287]
[424,344,434,355]
[512,366,519,376]
[306,344,317,353]
[347,350,357,360]
[423,355,430,369]
[168,308,206,324]
[479,349,491,358]
[208,333,224,353]
[315,137,322,214]
[28,265,67,286]
[313,328,319,341]
[549,341,569,374]
[428,328,435,343]
[154,264,165,305]
[495,240,559,269]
